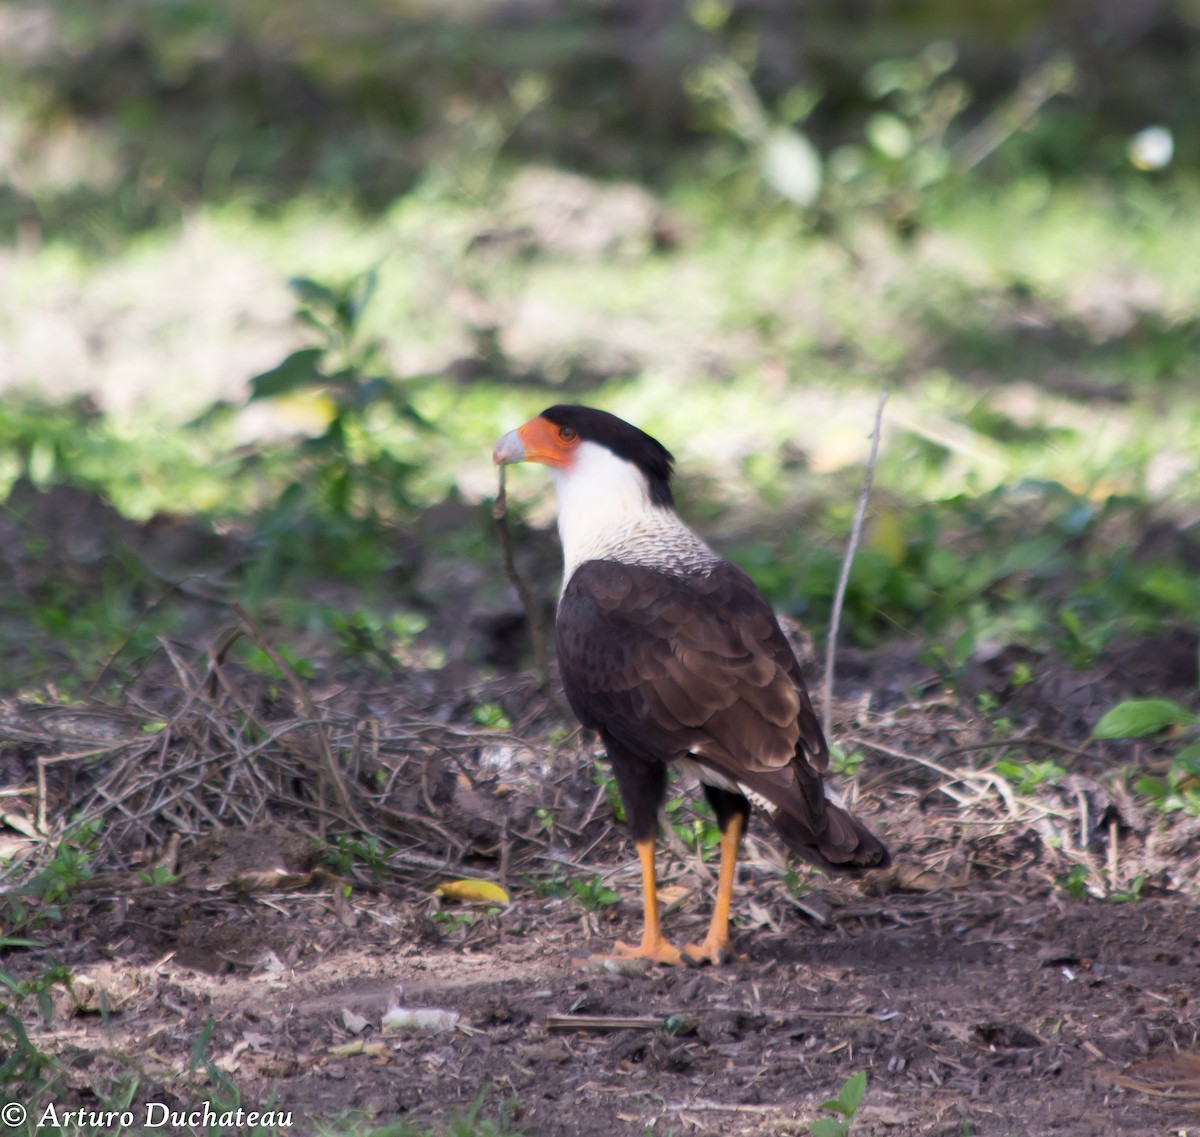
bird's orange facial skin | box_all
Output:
[515,416,581,468]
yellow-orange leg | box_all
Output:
[607,836,684,965]
[684,811,744,965]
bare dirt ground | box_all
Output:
[5,634,1200,1137]
[43,851,1200,1137]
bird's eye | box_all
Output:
[558,426,578,443]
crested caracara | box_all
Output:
[494,405,890,965]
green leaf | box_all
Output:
[1172,743,1200,777]
[866,112,913,160]
[809,1120,848,1137]
[289,277,339,310]
[0,938,41,952]
[1093,699,1199,739]
[248,348,327,400]
[837,1069,868,1113]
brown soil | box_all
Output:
[5,662,1199,1137]
[22,848,1200,1137]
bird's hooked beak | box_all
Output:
[493,416,578,468]
[492,428,526,466]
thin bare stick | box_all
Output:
[493,466,571,720]
[822,390,888,737]
[547,1013,668,1033]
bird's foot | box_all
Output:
[682,934,742,967]
[600,935,686,967]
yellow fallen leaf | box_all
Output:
[433,879,511,905]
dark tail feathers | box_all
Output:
[771,801,891,873]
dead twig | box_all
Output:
[822,390,888,738]
[846,734,1022,818]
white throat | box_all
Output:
[551,440,719,586]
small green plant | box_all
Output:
[594,771,626,824]
[0,1010,59,1100]
[241,641,316,681]
[665,796,721,858]
[1,820,103,936]
[829,745,866,778]
[825,41,969,232]
[329,609,406,673]
[1134,755,1200,816]
[571,876,620,910]
[993,757,1067,794]
[1057,864,1091,901]
[782,864,811,897]
[810,1069,867,1137]
[241,267,434,586]
[1009,661,1034,688]
[135,865,179,886]
[432,910,481,933]
[0,960,73,1022]
[1094,698,1200,816]
[471,702,512,731]
[1056,608,1116,669]
[534,807,557,839]
[1109,874,1146,904]
[522,873,569,900]
[323,835,393,882]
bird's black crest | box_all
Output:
[540,405,675,507]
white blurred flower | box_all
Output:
[1128,125,1174,171]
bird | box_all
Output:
[493,405,890,965]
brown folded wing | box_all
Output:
[556,558,831,825]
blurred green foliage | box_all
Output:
[730,478,1200,660]
[241,267,433,583]
[1,0,1196,247]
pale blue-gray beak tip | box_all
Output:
[493,429,526,466]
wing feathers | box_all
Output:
[557,559,887,872]
[558,559,824,772]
